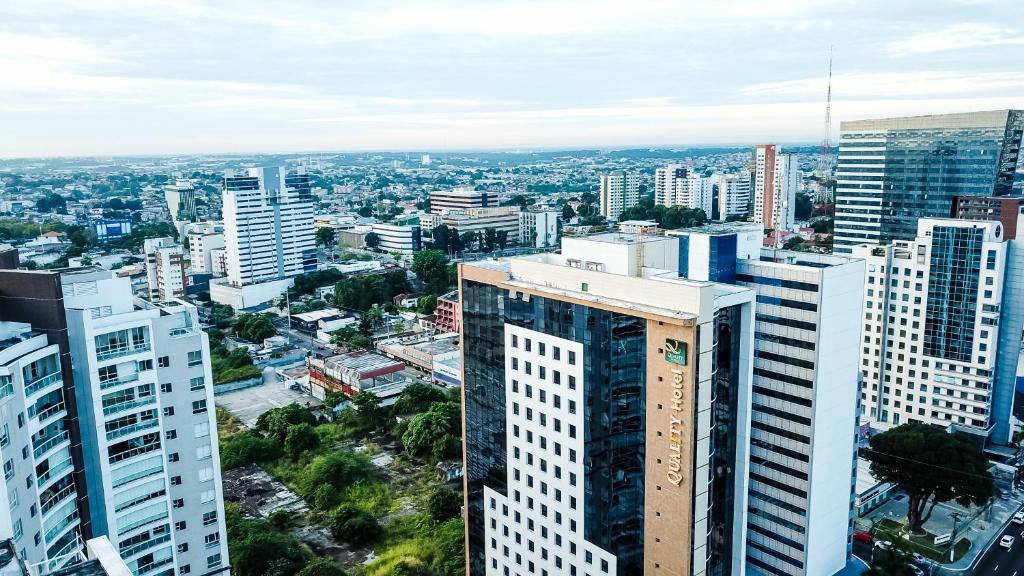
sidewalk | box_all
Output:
[859,489,1024,570]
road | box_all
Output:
[974,521,1024,575]
[271,316,336,358]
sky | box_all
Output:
[1,0,1022,157]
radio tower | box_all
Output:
[815,47,834,203]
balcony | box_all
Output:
[43,504,79,543]
[33,431,70,459]
[41,483,76,516]
[25,372,62,397]
[118,510,168,536]
[112,462,163,489]
[109,441,161,465]
[136,556,174,575]
[37,457,73,488]
[102,396,156,417]
[106,419,159,441]
[100,372,140,390]
[35,402,67,424]
[120,533,171,559]
[96,344,151,363]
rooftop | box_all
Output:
[667,221,763,236]
[324,350,405,376]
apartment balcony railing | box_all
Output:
[109,442,160,465]
[43,506,79,543]
[136,556,174,575]
[106,419,159,441]
[120,533,171,559]
[0,381,14,400]
[35,402,67,424]
[41,483,76,516]
[37,457,73,488]
[25,372,62,397]
[112,463,163,489]
[118,511,168,536]
[33,431,70,459]
[102,396,155,417]
[99,372,140,390]
[96,344,151,363]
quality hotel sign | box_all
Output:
[665,338,688,486]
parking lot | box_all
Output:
[215,381,323,428]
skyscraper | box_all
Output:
[853,218,1024,445]
[599,171,640,221]
[213,167,316,309]
[752,145,798,233]
[654,166,714,215]
[715,172,751,220]
[668,223,865,576]
[833,110,1024,254]
[460,236,756,576]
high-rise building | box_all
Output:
[518,209,559,247]
[667,223,865,576]
[461,238,756,576]
[654,166,713,215]
[753,145,798,233]
[62,270,229,576]
[429,188,498,214]
[853,218,1024,445]
[163,180,197,238]
[186,223,225,276]
[715,173,751,220]
[951,195,1024,240]
[214,167,316,309]
[599,171,640,221]
[833,110,1024,254]
[144,238,185,303]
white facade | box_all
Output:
[62,271,229,576]
[853,219,1010,437]
[0,323,82,567]
[370,223,421,255]
[716,172,751,219]
[163,181,196,238]
[655,165,714,215]
[143,238,185,303]
[429,188,498,214]
[753,146,798,231]
[599,171,639,221]
[221,167,315,290]
[186,223,224,276]
[518,210,558,247]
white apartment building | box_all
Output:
[185,224,224,276]
[0,323,83,569]
[429,188,499,214]
[753,145,798,232]
[853,218,1024,443]
[163,181,196,238]
[518,210,558,247]
[369,223,421,255]
[654,165,714,215]
[216,167,315,308]
[144,238,185,303]
[716,172,751,219]
[62,270,228,576]
[599,171,639,221]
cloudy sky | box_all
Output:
[1,0,1021,157]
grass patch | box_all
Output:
[875,518,971,562]
[216,406,243,438]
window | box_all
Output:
[175,521,187,530]
[203,510,218,526]
[173,499,184,509]
[194,422,210,437]
[171,476,182,486]
[188,351,202,367]
[165,430,177,440]
[177,543,189,553]
[137,359,153,372]
[207,554,222,569]
[568,351,576,365]
[204,533,220,548]
[160,383,173,393]
[178,565,190,575]
[199,467,214,483]
[158,356,170,368]
[192,400,207,414]
[189,377,205,391]
[196,445,212,460]
[168,452,180,463]
[201,489,216,504]
[163,407,175,417]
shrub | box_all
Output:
[427,486,462,523]
[285,423,321,459]
[220,431,283,470]
[328,504,382,546]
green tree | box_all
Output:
[427,486,462,522]
[256,404,318,442]
[364,232,381,248]
[284,423,321,459]
[794,192,813,221]
[297,450,375,499]
[208,303,235,328]
[220,430,283,469]
[233,313,277,343]
[392,382,447,415]
[328,504,382,546]
[315,227,336,247]
[402,401,462,460]
[862,423,995,533]
[416,294,437,315]
[411,250,453,295]
[866,547,916,576]
[350,391,390,433]
[226,503,307,576]
[562,204,576,221]
[297,558,347,576]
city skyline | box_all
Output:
[2,0,1023,157]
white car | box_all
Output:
[1012,511,1024,525]
[1000,535,1015,549]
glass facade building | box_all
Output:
[834,110,1024,254]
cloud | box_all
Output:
[741,71,1024,99]
[888,23,1024,54]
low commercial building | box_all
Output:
[290,308,353,334]
[422,207,520,239]
[855,457,895,516]
[378,336,458,373]
[430,188,498,214]
[307,351,405,397]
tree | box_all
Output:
[284,423,321,459]
[350,391,390,433]
[36,193,68,214]
[233,313,277,343]
[208,303,234,328]
[416,294,437,315]
[427,486,462,522]
[411,250,453,295]
[328,504,382,545]
[402,401,462,460]
[357,206,373,217]
[392,382,447,415]
[562,204,576,221]
[315,227,335,248]
[364,232,381,248]
[297,450,375,499]
[220,430,283,469]
[256,404,318,442]
[794,192,813,221]
[866,546,916,576]
[495,229,509,250]
[862,423,994,533]
[296,558,347,576]
[226,504,307,576]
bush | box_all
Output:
[297,450,375,501]
[392,383,447,416]
[234,312,277,343]
[329,504,383,546]
[220,430,283,470]
[296,558,347,576]
[285,423,321,459]
[402,401,462,461]
[427,486,462,522]
[226,503,307,576]
[257,404,318,442]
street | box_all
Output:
[974,522,1024,574]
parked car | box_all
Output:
[874,540,892,551]
[853,531,873,544]
[1000,535,1015,549]
[1012,511,1024,525]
